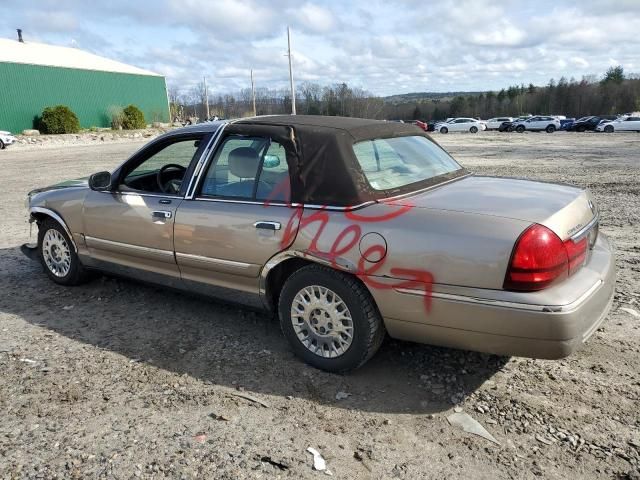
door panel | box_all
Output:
[174,131,297,294]
[81,133,205,277]
[83,191,181,277]
[174,201,297,291]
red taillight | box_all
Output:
[505,225,590,291]
[505,224,568,291]
[565,236,588,275]
[504,224,589,291]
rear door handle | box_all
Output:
[152,210,172,220]
[254,221,281,230]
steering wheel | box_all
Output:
[157,164,187,194]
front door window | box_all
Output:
[122,136,204,195]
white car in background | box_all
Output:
[484,117,513,130]
[0,130,16,149]
[596,114,640,133]
[435,117,485,133]
[514,116,561,133]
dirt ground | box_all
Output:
[1,131,639,479]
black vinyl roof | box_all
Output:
[237,115,422,141]
[172,116,460,206]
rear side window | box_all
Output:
[352,136,461,191]
[199,136,290,202]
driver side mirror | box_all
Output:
[89,171,112,191]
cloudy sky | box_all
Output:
[3,0,639,96]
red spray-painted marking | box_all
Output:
[262,179,434,312]
[356,245,434,312]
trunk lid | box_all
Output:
[391,175,596,240]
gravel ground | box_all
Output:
[0,131,639,479]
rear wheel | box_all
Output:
[516,125,525,133]
[469,126,478,133]
[38,218,90,286]
[440,126,448,134]
[278,265,385,373]
[0,140,5,150]
[546,125,556,133]
[604,125,614,133]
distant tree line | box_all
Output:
[168,66,640,122]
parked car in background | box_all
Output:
[425,120,441,132]
[413,120,428,132]
[435,117,485,133]
[515,116,561,133]
[0,130,16,149]
[559,118,576,131]
[21,115,614,372]
[567,116,617,132]
[498,117,530,132]
[484,117,513,130]
[596,114,640,133]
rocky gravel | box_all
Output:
[1,131,639,479]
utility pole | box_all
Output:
[287,26,296,115]
[250,69,257,117]
[203,76,210,120]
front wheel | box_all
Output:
[470,126,478,133]
[38,218,91,286]
[546,125,556,133]
[0,140,5,150]
[440,127,448,134]
[278,265,385,373]
[516,125,525,133]
[604,125,614,133]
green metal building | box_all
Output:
[0,37,169,133]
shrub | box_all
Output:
[122,105,146,130]
[39,105,80,134]
[108,105,125,130]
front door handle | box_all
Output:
[152,210,172,220]
[254,221,281,231]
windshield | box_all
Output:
[352,135,463,192]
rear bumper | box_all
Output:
[371,233,616,359]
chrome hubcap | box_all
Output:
[291,285,354,358]
[42,229,71,277]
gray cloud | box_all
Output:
[1,0,639,95]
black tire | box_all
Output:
[516,125,525,133]
[470,126,478,133]
[278,264,385,373]
[577,126,586,132]
[0,140,5,150]
[546,125,556,133]
[604,125,614,133]
[440,126,448,134]
[507,125,515,132]
[38,218,91,286]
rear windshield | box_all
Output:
[352,135,463,192]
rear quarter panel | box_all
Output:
[288,201,530,290]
